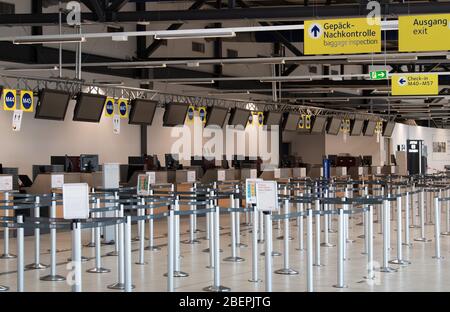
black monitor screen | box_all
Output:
[228,108,250,128]
[383,121,396,137]
[163,102,188,127]
[35,89,71,121]
[311,116,327,134]
[73,92,106,123]
[129,99,158,125]
[264,111,283,126]
[350,119,364,136]
[364,120,377,136]
[326,117,341,135]
[206,106,228,128]
[165,154,179,169]
[283,113,300,131]
[80,154,99,172]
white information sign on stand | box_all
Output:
[63,183,89,220]
[103,163,120,189]
[146,171,156,185]
[113,114,120,134]
[187,170,196,182]
[245,178,262,205]
[250,169,257,179]
[51,174,64,189]
[255,181,279,212]
[358,167,363,176]
[217,170,226,181]
[376,166,381,175]
[342,167,347,176]
[274,168,281,179]
[0,175,13,191]
[137,174,150,196]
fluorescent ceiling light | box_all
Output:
[154,31,235,40]
[347,55,418,63]
[186,62,200,68]
[112,35,128,42]
[3,66,59,72]
[168,80,215,85]
[260,77,313,83]
[13,36,86,44]
[109,64,166,69]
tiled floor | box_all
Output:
[0,212,449,292]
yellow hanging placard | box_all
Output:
[118,98,128,119]
[399,14,450,52]
[20,90,34,112]
[391,74,439,96]
[257,112,264,126]
[186,105,195,124]
[104,97,115,117]
[304,17,381,55]
[3,89,16,111]
[305,115,311,129]
[298,115,305,129]
[198,106,207,124]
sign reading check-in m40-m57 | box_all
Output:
[304,18,381,55]
[399,14,450,52]
[391,73,439,96]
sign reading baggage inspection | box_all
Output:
[304,18,381,55]
[399,14,450,52]
[391,73,439,96]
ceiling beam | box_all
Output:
[1,3,450,25]
[107,0,130,12]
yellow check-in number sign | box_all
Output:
[391,74,439,96]
[399,14,450,52]
[304,18,381,55]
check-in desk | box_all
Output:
[128,170,174,187]
[308,166,322,179]
[259,170,274,180]
[200,169,238,184]
[331,166,347,177]
[240,168,258,181]
[292,167,307,178]
[25,172,103,195]
[175,170,197,184]
[348,166,370,180]
[382,165,397,175]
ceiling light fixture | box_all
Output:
[154,31,236,40]
[108,64,167,69]
[167,80,215,85]
[3,66,59,72]
[13,36,86,44]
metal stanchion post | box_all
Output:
[378,198,397,273]
[224,193,244,262]
[389,193,410,265]
[146,189,161,251]
[426,190,434,225]
[86,189,95,248]
[124,216,133,292]
[0,192,15,259]
[313,199,323,266]
[133,196,142,241]
[404,191,411,246]
[26,196,48,269]
[275,198,298,275]
[333,208,347,288]
[72,221,82,292]
[136,198,147,265]
[410,185,418,228]
[16,215,24,292]
[41,194,66,281]
[108,205,132,290]
[167,208,175,292]
[258,210,264,244]
[433,197,444,260]
[415,189,431,242]
[264,211,273,292]
[87,198,110,273]
[235,185,246,247]
[441,188,450,236]
[183,187,200,244]
[171,196,188,277]
[322,188,334,248]
[249,204,260,283]
[364,205,375,280]
[107,192,120,256]
[345,186,355,243]
[296,193,304,251]
[306,209,313,292]
[204,204,230,292]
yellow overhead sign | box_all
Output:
[399,14,450,52]
[304,17,381,55]
[391,74,439,96]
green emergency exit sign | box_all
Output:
[370,70,388,80]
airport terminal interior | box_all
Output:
[1,0,450,295]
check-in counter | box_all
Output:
[308,166,322,179]
[382,165,397,175]
[370,166,382,175]
[259,170,274,180]
[201,169,239,184]
[280,168,293,178]
[292,167,307,178]
[332,166,347,177]
[240,168,258,181]
[348,166,370,179]
[128,170,174,187]
[175,170,197,183]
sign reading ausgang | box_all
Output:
[20,90,34,112]
[3,89,16,111]
[399,14,450,52]
[391,73,439,96]
[304,17,381,55]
